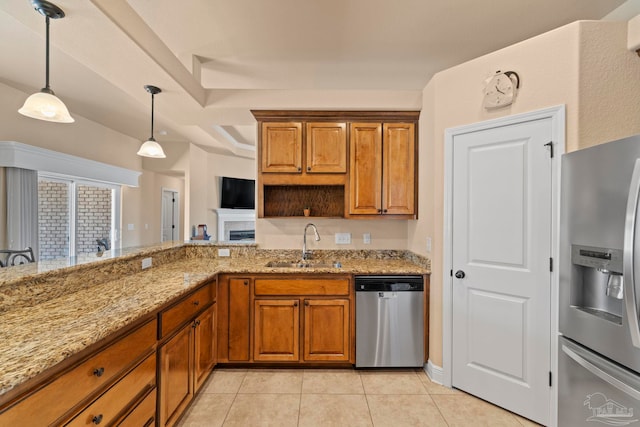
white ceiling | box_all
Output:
[0,0,635,158]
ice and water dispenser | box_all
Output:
[570,244,624,324]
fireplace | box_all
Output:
[215,208,255,242]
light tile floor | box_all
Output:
[177,368,543,427]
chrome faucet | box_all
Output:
[96,238,110,256]
[302,223,320,260]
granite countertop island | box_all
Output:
[0,243,429,402]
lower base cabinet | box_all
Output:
[159,301,216,427]
[304,299,350,362]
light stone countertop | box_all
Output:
[0,250,428,402]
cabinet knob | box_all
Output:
[244,280,249,286]
[307,166,311,171]
[193,300,200,306]
[92,414,103,425]
[304,300,309,306]
[297,167,302,172]
[377,209,382,214]
[93,367,105,377]
[294,302,298,307]
[383,209,388,213]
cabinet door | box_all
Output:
[159,324,193,427]
[349,123,382,214]
[261,122,302,173]
[254,299,300,361]
[228,278,251,361]
[305,122,347,173]
[194,304,216,392]
[303,299,350,361]
[383,123,415,215]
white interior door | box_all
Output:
[161,189,179,242]
[451,118,552,424]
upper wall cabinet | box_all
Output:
[349,122,415,217]
[252,110,419,219]
[305,122,347,174]
[261,122,303,173]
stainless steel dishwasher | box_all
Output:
[355,275,424,367]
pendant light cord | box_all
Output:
[45,16,50,91]
[150,92,155,140]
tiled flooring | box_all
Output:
[177,368,542,426]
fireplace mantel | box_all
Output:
[215,208,255,242]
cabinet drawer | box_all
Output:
[160,284,212,338]
[0,319,157,426]
[254,278,350,296]
[117,388,156,427]
[66,354,156,426]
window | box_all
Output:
[38,174,121,259]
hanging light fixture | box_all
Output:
[137,85,166,158]
[18,0,74,123]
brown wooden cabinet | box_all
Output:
[261,122,303,173]
[159,321,193,427]
[0,319,157,426]
[305,122,347,173]
[194,304,216,392]
[349,122,416,217]
[303,298,350,362]
[218,274,354,365]
[253,111,419,219]
[158,281,216,427]
[254,299,300,361]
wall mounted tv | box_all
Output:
[220,176,255,209]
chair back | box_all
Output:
[0,248,35,267]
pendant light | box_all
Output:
[137,85,166,158]
[18,0,74,123]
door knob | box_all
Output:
[455,270,465,279]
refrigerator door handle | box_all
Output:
[562,343,640,400]
[624,159,640,348]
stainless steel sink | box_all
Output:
[265,260,342,268]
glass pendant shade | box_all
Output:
[19,1,74,124]
[18,90,74,123]
[137,84,165,158]
[137,138,166,158]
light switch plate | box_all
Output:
[127,223,134,231]
[141,257,152,269]
[335,232,351,244]
[218,248,230,257]
[426,237,432,252]
[363,233,371,244]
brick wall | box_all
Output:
[77,185,112,254]
[38,180,69,260]
[38,181,112,259]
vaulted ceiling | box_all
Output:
[0,0,631,158]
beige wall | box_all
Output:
[413,20,640,367]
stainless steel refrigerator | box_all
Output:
[559,135,640,426]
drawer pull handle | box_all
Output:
[193,300,200,306]
[93,367,105,377]
[92,414,103,425]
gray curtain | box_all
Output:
[6,167,38,259]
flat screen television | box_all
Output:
[220,176,255,209]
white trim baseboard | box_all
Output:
[425,360,445,385]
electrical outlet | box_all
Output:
[218,248,230,257]
[335,232,351,244]
[127,223,134,231]
[363,233,371,244]
[141,257,152,269]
